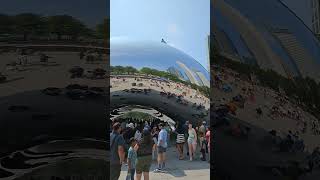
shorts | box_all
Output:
[188,138,195,144]
[136,155,152,174]
[153,137,158,144]
[158,146,167,153]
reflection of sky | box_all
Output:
[110,40,210,81]
[214,9,254,59]
[222,0,320,64]
[111,0,210,70]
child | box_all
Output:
[127,138,138,180]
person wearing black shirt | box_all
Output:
[136,129,154,180]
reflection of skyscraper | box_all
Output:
[312,0,320,38]
[215,0,287,77]
[207,35,210,71]
[176,60,200,86]
[212,26,238,56]
[272,29,320,81]
[195,71,210,87]
[167,66,184,80]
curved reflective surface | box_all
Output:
[212,0,320,179]
[111,40,210,87]
[110,40,211,177]
[0,45,107,179]
[213,0,320,80]
[110,40,210,124]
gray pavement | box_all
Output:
[119,146,210,180]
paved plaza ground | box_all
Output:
[119,146,210,180]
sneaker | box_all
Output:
[160,169,167,173]
[154,168,162,173]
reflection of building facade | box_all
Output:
[111,40,210,86]
[312,0,320,38]
[195,71,210,87]
[212,26,238,56]
[168,64,210,87]
[176,61,200,86]
[215,0,287,77]
[207,35,210,71]
[214,0,320,82]
[272,29,320,80]
[167,66,184,80]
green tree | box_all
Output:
[47,15,91,40]
[96,18,109,39]
[13,13,44,40]
[0,14,13,35]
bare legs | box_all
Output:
[188,142,194,161]
[136,173,142,180]
[177,144,184,159]
[152,144,157,160]
[137,172,149,180]
[193,142,197,157]
[143,172,149,180]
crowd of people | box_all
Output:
[110,76,209,110]
[211,66,320,151]
[110,119,211,180]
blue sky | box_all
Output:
[111,0,210,70]
[0,0,107,28]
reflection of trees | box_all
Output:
[95,18,109,40]
[116,111,156,121]
[0,13,108,41]
[212,46,320,117]
[13,13,45,41]
[111,65,210,97]
[46,15,92,40]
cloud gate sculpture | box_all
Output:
[110,40,210,127]
[212,0,320,179]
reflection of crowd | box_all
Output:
[111,76,209,109]
[110,118,211,180]
[212,66,320,150]
[211,66,320,177]
[268,130,305,153]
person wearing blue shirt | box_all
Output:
[110,122,126,180]
[127,138,138,180]
[155,123,168,172]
